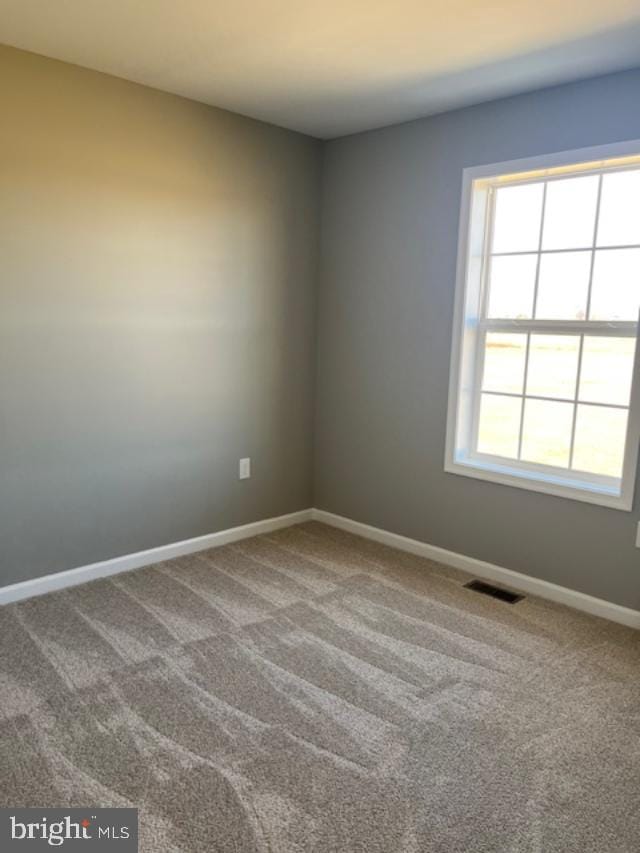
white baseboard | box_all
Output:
[3,505,638,629]
[311,508,640,630]
[0,509,313,606]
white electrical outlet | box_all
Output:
[239,457,251,480]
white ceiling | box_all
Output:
[2,1,640,138]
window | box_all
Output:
[446,142,640,510]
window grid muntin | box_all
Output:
[474,331,633,479]
[479,388,628,411]
[491,243,640,258]
[471,166,639,480]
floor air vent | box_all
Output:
[464,579,524,604]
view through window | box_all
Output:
[447,147,640,509]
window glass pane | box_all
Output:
[596,170,640,247]
[535,251,591,320]
[520,399,573,468]
[572,405,627,478]
[578,337,635,406]
[482,333,527,394]
[589,248,640,321]
[477,394,521,458]
[492,183,544,253]
[526,335,579,400]
[487,254,537,318]
[542,175,599,250]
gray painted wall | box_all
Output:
[0,45,321,586]
[315,68,640,610]
[3,43,640,609]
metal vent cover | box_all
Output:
[464,579,524,604]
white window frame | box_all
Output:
[445,140,640,511]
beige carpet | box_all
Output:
[1,521,639,852]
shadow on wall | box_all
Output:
[314,18,640,138]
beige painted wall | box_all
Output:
[0,45,321,584]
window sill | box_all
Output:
[445,454,631,511]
